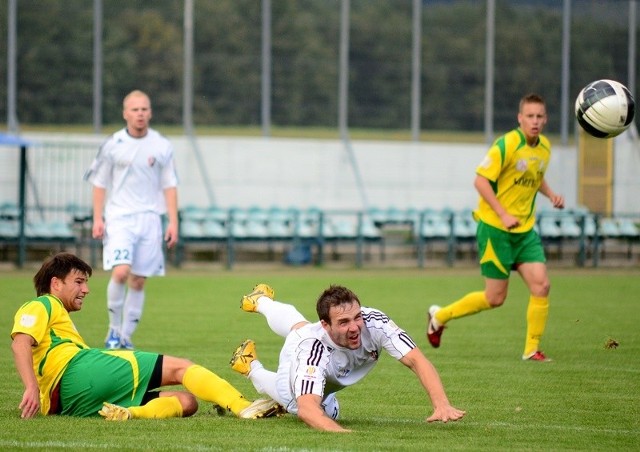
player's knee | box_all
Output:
[486,292,506,307]
[178,393,198,417]
[111,266,130,284]
[129,275,146,291]
[163,356,196,383]
[531,279,551,297]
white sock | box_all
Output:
[107,278,126,333]
[256,297,307,337]
[121,288,145,341]
[248,364,283,405]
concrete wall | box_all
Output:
[173,135,579,213]
[4,131,639,215]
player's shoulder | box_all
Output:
[538,133,551,151]
[100,128,126,148]
[17,295,58,316]
[502,128,525,148]
[147,127,171,142]
[361,306,392,326]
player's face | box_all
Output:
[517,101,547,145]
[321,301,364,350]
[51,270,90,312]
[123,94,152,137]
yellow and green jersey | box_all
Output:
[473,128,551,233]
[11,295,89,415]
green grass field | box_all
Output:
[1,267,638,451]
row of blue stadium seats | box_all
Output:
[2,202,638,243]
[536,212,640,239]
[178,205,476,241]
[0,219,75,240]
[179,216,383,241]
[178,205,640,241]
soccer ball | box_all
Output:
[575,79,635,138]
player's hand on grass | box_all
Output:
[426,405,466,423]
[18,387,40,419]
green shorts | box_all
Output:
[476,221,546,279]
[59,348,162,417]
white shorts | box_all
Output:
[274,329,339,418]
[102,212,165,277]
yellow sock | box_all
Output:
[435,291,492,325]
[524,295,549,357]
[182,364,251,416]
[128,396,183,419]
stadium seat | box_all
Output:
[453,212,475,240]
[65,203,92,223]
[201,220,226,239]
[244,220,269,239]
[180,205,208,222]
[205,205,228,223]
[538,216,562,239]
[426,212,451,238]
[247,205,269,223]
[559,215,581,238]
[267,218,292,239]
[616,217,640,259]
[0,202,20,220]
[329,219,357,239]
[48,221,75,240]
[360,217,382,240]
[582,215,597,238]
[617,218,640,239]
[600,218,621,238]
[293,218,316,239]
[180,219,205,239]
[0,219,18,239]
[367,207,387,226]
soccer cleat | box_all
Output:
[426,305,445,348]
[230,339,257,376]
[99,402,132,420]
[105,329,121,350]
[120,338,134,350]
[238,398,285,419]
[240,283,275,312]
[522,351,552,362]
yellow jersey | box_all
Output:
[11,295,89,415]
[473,128,551,233]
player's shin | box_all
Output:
[523,295,549,356]
[182,364,251,415]
[128,396,183,419]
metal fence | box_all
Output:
[3,0,639,144]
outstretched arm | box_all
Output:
[399,348,466,423]
[11,333,40,419]
[297,394,351,432]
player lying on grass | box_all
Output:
[10,252,282,420]
[230,284,465,432]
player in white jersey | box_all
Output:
[230,284,465,432]
[85,90,179,350]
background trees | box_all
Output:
[0,0,635,134]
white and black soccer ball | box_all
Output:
[575,79,635,138]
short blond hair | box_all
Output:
[123,90,151,109]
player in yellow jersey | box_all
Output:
[426,94,565,362]
[11,252,282,420]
